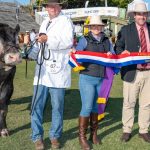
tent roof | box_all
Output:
[0,2,39,33]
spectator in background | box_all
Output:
[24,31,30,46]
[104,28,113,38]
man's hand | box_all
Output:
[121,50,130,55]
[71,48,76,53]
[37,34,48,43]
[69,48,76,56]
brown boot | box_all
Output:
[50,139,60,149]
[35,139,45,150]
[89,113,101,144]
[79,116,90,150]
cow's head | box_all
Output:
[0,24,22,66]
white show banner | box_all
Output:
[35,7,119,25]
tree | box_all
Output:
[67,0,133,8]
[35,0,133,9]
[107,0,133,8]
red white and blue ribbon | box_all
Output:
[69,51,150,71]
[69,51,150,120]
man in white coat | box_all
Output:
[28,0,74,149]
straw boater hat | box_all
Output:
[42,0,67,8]
[127,2,150,19]
[84,16,105,28]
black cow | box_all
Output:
[0,23,22,137]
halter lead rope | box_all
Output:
[30,41,50,115]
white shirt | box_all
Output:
[30,31,36,42]
[31,12,74,88]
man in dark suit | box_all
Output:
[115,2,150,143]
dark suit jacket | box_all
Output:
[115,22,150,82]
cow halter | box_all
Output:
[0,43,20,68]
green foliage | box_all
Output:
[67,0,133,8]
[35,0,40,5]
[108,0,133,8]
[35,0,47,6]
[34,0,133,8]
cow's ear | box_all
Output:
[15,24,20,33]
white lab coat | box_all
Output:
[31,13,74,88]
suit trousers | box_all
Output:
[122,70,150,133]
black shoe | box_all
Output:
[139,133,150,143]
[120,133,131,142]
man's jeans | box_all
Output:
[79,74,103,117]
[31,85,65,142]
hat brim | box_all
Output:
[42,1,67,8]
[84,23,105,28]
[127,11,150,18]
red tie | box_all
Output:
[140,27,147,67]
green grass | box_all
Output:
[0,60,150,150]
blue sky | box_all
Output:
[145,0,150,10]
[18,0,30,5]
[1,0,30,5]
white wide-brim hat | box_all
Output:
[127,2,150,18]
[84,16,105,27]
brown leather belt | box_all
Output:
[137,68,150,71]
